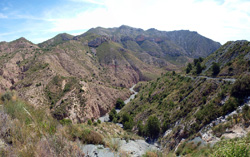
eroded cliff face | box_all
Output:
[0,36,161,123]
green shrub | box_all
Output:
[124,120,133,130]
[97,119,101,124]
[122,113,133,130]
[59,119,72,125]
[213,139,250,156]
[69,126,104,145]
[36,83,42,87]
[109,108,117,122]
[145,116,160,138]
[186,63,192,74]
[137,121,145,136]
[231,74,250,98]
[115,98,125,109]
[87,119,92,125]
[222,97,239,115]
[211,62,220,76]
[194,59,199,66]
[196,62,202,74]
[1,91,13,102]
[93,122,98,126]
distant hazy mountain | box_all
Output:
[86,25,221,58]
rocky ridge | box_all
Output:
[0,26,221,123]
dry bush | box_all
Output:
[36,135,84,157]
[67,125,104,145]
[106,138,121,152]
[145,151,158,157]
[0,95,85,157]
[0,111,12,144]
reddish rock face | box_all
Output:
[153,37,164,43]
[135,35,146,43]
[88,36,111,47]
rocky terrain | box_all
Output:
[0,26,220,123]
[87,25,221,66]
[1,24,250,156]
[202,40,250,77]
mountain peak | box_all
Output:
[118,25,144,31]
[55,33,73,40]
[38,33,74,47]
[146,28,158,32]
[119,25,132,29]
[16,37,30,42]
[10,37,33,45]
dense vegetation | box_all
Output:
[231,73,250,98]
[115,98,125,109]
[120,65,250,153]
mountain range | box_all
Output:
[1,25,250,156]
[0,25,220,122]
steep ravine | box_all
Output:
[99,84,138,122]
[83,85,159,156]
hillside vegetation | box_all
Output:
[119,40,250,155]
[0,92,142,156]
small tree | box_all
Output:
[198,57,203,62]
[124,120,133,130]
[87,119,92,125]
[145,116,160,139]
[212,62,220,76]
[231,74,250,98]
[194,58,199,66]
[109,108,117,122]
[115,98,125,109]
[122,113,133,130]
[122,113,131,123]
[196,62,202,74]
[186,63,192,74]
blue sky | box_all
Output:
[0,0,250,44]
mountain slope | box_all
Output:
[0,25,221,124]
[0,35,162,123]
[202,40,250,77]
[119,40,250,154]
[86,25,221,62]
[38,33,74,47]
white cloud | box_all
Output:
[2,7,9,11]
[2,0,248,44]
[69,0,105,5]
[0,13,7,18]
[46,0,250,44]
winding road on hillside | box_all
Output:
[185,75,236,83]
